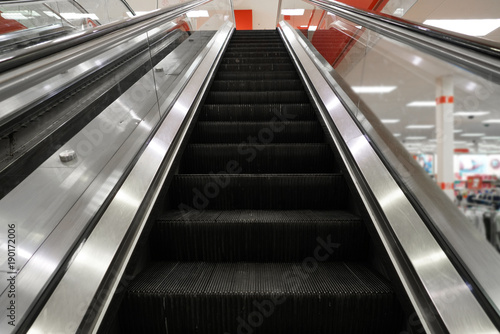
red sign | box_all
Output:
[467,176,483,190]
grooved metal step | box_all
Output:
[215,71,298,80]
[206,90,308,104]
[121,262,399,334]
[189,121,324,143]
[180,144,337,173]
[217,63,295,71]
[198,104,315,121]
[211,79,303,91]
[221,57,292,64]
[150,210,369,261]
[169,174,348,210]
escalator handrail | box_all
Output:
[0,0,211,73]
[305,0,500,81]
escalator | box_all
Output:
[115,30,404,334]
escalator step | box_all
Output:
[189,121,324,143]
[210,79,303,91]
[225,46,286,53]
[221,57,292,65]
[217,63,295,71]
[224,51,289,58]
[180,144,337,173]
[150,210,369,261]
[215,71,298,80]
[228,42,284,48]
[205,91,308,104]
[199,104,315,121]
[169,174,348,210]
[121,262,399,334]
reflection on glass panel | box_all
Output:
[149,0,233,115]
[279,0,500,252]
[0,0,130,54]
[330,0,500,44]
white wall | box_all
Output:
[232,0,279,30]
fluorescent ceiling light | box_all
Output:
[393,133,401,137]
[186,10,209,18]
[482,136,500,140]
[61,13,99,20]
[406,125,435,129]
[281,9,305,16]
[454,111,490,117]
[352,86,396,93]
[381,119,400,124]
[482,119,500,123]
[405,136,427,140]
[454,129,463,133]
[412,56,423,66]
[407,101,436,107]
[423,19,500,37]
[2,13,28,20]
[461,133,485,137]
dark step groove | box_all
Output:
[215,71,298,80]
[151,210,369,261]
[210,79,303,91]
[226,46,286,53]
[198,104,315,121]
[169,174,348,210]
[221,57,292,65]
[180,144,337,173]
[190,121,324,143]
[228,42,283,48]
[223,51,289,58]
[205,91,308,104]
[217,63,295,72]
[121,262,399,334]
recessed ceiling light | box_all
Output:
[483,136,500,140]
[461,133,485,137]
[454,111,490,117]
[482,119,500,123]
[406,125,435,129]
[393,133,401,137]
[352,86,397,93]
[381,119,400,124]
[407,101,436,107]
[405,136,427,140]
[465,82,478,92]
[454,129,463,133]
[423,19,500,37]
[281,9,305,16]
[412,56,423,66]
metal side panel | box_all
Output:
[279,21,498,334]
[26,21,234,334]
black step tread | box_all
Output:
[180,144,337,173]
[206,90,308,104]
[225,46,287,53]
[228,42,284,47]
[216,71,298,80]
[224,51,289,58]
[151,210,368,261]
[169,174,348,210]
[221,57,292,64]
[190,121,324,143]
[211,79,303,91]
[217,63,295,72]
[229,38,282,43]
[199,104,315,121]
[122,262,398,333]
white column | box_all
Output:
[436,75,455,199]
